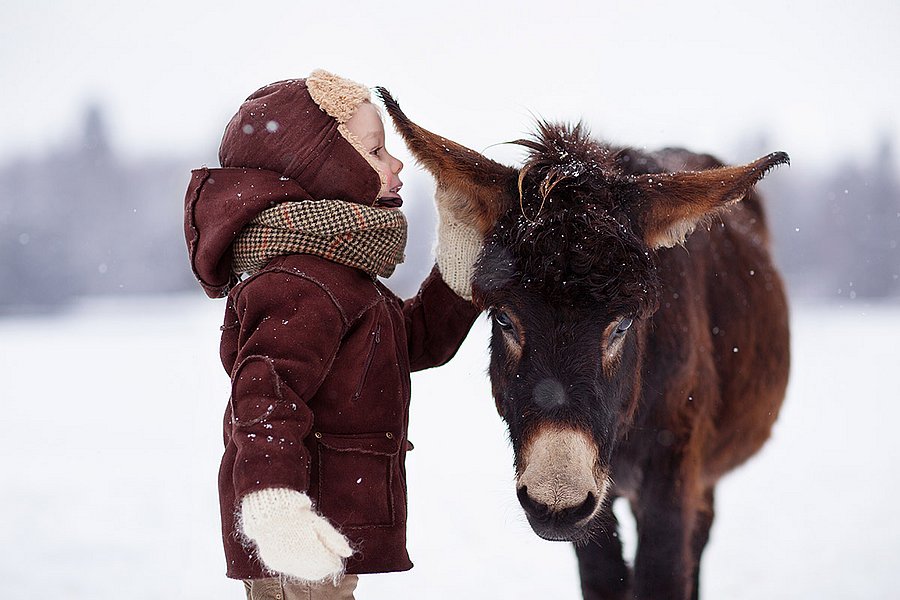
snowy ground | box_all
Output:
[1,295,898,599]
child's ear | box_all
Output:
[375,87,517,236]
[631,152,789,248]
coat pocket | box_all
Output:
[314,431,400,529]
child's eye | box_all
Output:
[370,146,383,156]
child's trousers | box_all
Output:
[243,575,358,600]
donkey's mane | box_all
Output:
[478,122,660,317]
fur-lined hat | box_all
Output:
[218,70,382,205]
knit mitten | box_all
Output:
[435,188,483,301]
[240,488,353,582]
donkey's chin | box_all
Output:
[530,522,596,543]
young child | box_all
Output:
[184,70,482,599]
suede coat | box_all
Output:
[185,167,479,578]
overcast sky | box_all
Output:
[2,0,898,170]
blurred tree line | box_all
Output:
[0,106,898,313]
[760,136,900,301]
[0,105,196,312]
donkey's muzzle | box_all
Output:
[515,424,607,541]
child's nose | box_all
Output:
[392,156,403,174]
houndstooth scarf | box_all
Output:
[232,200,407,278]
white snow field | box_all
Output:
[1,295,898,599]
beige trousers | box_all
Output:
[243,576,358,600]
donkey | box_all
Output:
[376,88,790,599]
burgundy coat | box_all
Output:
[184,167,479,578]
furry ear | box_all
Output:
[375,87,517,235]
[632,152,789,248]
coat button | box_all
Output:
[385,432,394,439]
[314,432,322,439]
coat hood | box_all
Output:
[218,75,382,206]
[184,166,315,298]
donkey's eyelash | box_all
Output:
[603,316,634,355]
[492,310,514,330]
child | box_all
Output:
[184,70,482,599]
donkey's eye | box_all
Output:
[494,311,514,330]
[609,317,633,344]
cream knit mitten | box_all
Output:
[240,488,353,582]
[434,188,483,301]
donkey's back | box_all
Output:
[624,147,790,486]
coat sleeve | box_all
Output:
[403,265,481,372]
[224,271,346,500]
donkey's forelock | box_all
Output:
[512,121,623,208]
[475,209,660,316]
[474,122,661,315]
[517,120,622,175]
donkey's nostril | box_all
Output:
[516,485,552,519]
[570,491,597,522]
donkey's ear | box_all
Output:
[632,152,789,248]
[375,87,518,235]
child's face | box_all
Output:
[345,102,404,207]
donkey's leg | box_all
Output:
[574,498,630,600]
[632,472,695,600]
[688,488,715,600]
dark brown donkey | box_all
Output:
[376,88,790,600]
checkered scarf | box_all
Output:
[232,200,408,278]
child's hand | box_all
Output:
[240,488,353,581]
[435,185,483,301]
